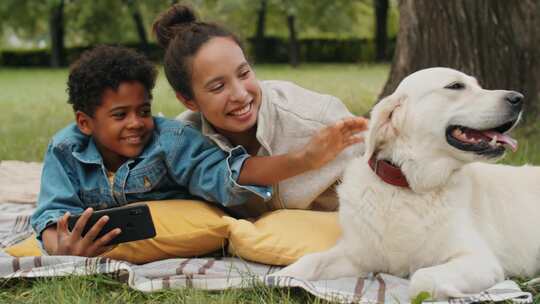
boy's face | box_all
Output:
[76,81,154,171]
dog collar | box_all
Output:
[368,154,410,189]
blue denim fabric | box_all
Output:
[31,117,272,240]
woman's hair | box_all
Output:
[152,4,244,100]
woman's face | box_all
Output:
[184,37,262,134]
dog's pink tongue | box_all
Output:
[484,131,518,152]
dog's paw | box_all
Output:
[270,267,293,278]
[270,262,315,280]
[269,253,327,280]
[409,269,466,300]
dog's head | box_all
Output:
[365,67,523,192]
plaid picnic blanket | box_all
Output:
[0,161,533,303]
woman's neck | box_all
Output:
[219,125,261,155]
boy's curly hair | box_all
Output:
[67,45,158,116]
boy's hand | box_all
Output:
[302,116,368,170]
[47,208,121,257]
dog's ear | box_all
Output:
[364,94,407,161]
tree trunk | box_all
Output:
[255,0,267,40]
[287,14,299,67]
[254,0,267,62]
[374,0,389,62]
[49,0,65,68]
[381,0,540,130]
[124,0,148,52]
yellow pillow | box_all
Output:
[104,200,228,263]
[5,200,229,264]
[4,235,42,256]
[226,209,341,266]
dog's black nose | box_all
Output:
[505,91,524,106]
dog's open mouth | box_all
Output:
[446,120,518,157]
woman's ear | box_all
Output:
[176,92,199,112]
[75,111,93,136]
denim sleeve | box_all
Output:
[30,143,85,242]
[163,126,272,206]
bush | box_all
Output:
[1,49,52,67]
[0,37,395,67]
[247,37,395,63]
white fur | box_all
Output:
[274,67,540,299]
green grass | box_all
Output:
[1,64,539,302]
[0,64,387,161]
[0,274,330,304]
[1,63,537,164]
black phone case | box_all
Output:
[67,204,156,246]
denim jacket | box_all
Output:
[31,117,272,240]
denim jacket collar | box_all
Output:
[71,131,160,167]
[72,137,103,165]
[137,131,160,159]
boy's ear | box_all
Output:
[175,92,199,112]
[75,111,93,136]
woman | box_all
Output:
[153,4,367,217]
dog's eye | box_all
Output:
[445,82,465,90]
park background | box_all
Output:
[1,0,539,302]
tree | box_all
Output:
[198,0,371,66]
[373,0,389,62]
[381,0,540,131]
[253,0,268,62]
[123,0,149,51]
[285,6,299,67]
[0,1,48,44]
[273,0,359,67]
[1,0,173,57]
[0,0,64,66]
[49,0,65,67]
[67,0,130,45]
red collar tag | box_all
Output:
[368,154,410,189]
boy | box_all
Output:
[31,45,367,257]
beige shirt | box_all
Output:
[177,80,364,217]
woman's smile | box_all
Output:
[228,101,252,116]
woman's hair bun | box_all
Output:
[153,4,198,49]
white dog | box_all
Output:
[274,67,540,299]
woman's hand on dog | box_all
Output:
[302,116,368,170]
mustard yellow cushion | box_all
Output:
[5,200,229,264]
[4,235,42,256]
[226,209,341,266]
[104,200,228,263]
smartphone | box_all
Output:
[67,203,156,246]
